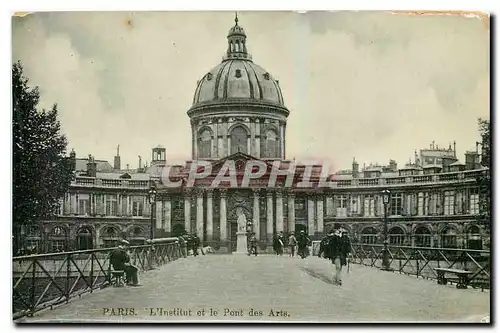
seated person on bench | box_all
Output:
[110,240,139,286]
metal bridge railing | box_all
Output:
[12,239,183,319]
[350,243,490,290]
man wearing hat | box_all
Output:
[324,224,350,286]
[296,230,311,259]
[110,240,139,286]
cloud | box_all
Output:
[12,11,489,170]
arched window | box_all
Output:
[50,226,67,252]
[76,227,93,250]
[440,227,457,248]
[389,227,405,245]
[361,227,378,244]
[198,129,212,158]
[415,226,431,247]
[262,129,279,158]
[466,225,482,250]
[230,126,248,154]
[102,226,120,248]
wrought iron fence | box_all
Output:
[350,243,490,290]
[12,240,182,319]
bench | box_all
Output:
[434,268,473,289]
[110,270,125,287]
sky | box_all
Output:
[11,11,490,171]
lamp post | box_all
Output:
[381,189,392,271]
[148,184,157,241]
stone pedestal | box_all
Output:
[233,232,248,255]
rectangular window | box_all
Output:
[335,195,347,208]
[364,195,375,217]
[417,193,424,216]
[50,240,66,252]
[470,191,479,215]
[106,195,118,216]
[132,196,144,216]
[444,191,455,215]
[389,193,403,216]
[78,199,90,216]
[350,196,359,215]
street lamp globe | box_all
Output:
[382,189,391,205]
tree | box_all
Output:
[478,118,490,168]
[476,118,491,245]
[13,61,74,253]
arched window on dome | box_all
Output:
[198,129,212,158]
[230,126,248,155]
[261,129,279,158]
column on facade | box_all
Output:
[316,194,324,234]
[163,196,172,234]
[287,193,295,234]
[252,189,260,240]
[250,119,256,156]
[213,120,218,158]
[127,195,132,216]
[206,190,214,242]
[184,192,191,233]
[307,195,315,236]
[276,190,284,233]
[64,193,70,215]
[70,193,77,215]
[155,199,163,230]
[220,189,227,242]
[255,119,261,158]
[266,191,274,241]
[95,225,101,249]
[193,125,198,159]
[196,190,204,238]
[117,194,122,216]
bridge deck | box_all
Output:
[16,255,490,323]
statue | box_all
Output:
[237,209,247,232]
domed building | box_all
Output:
[188,15,289,160]
[38,15,489,257]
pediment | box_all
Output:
[119,172,132,179]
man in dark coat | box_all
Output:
[318,230,335,260]
[109,240,139,286]
[324,224,351,286]
[192,233,200,256]
[248,232,258,256]
[297,230,311,259]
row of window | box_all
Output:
[198,127,280,158]
[330,191,480,217]
[64,196,147,217]
[359,226,483,249]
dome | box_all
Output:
[192,60,285,107]
[188,14,288,114]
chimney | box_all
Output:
[138,155,142,170]
[86,154,97,177]
[352,158,359,178]
[453,141,457,158]
[414,150,419,166]
[126,164,130,171]
[69,148,76,172]
[113,145,121,170]
[389,159,397,172]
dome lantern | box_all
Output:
[226,12,250,60]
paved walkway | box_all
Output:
[16,255,490,323]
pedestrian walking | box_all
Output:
[248,232,258,256]
[192,233,200,257]
[323,224,351,286]
[288,232,297,257]
[297,230,311,259]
